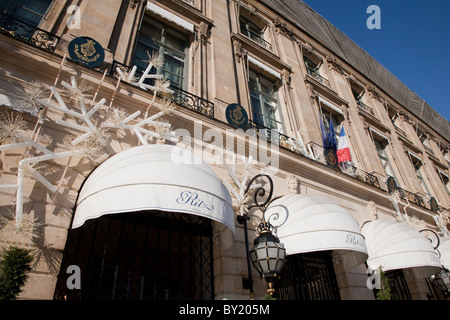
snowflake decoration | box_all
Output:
[0,54,179,230]
[221,149,260,216]
[115,50,174,96]
[286,130,316,160]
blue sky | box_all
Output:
[301,0,450,121]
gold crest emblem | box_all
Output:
[74,39,101,63]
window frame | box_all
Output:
[372,137,398,183]
[133,15,189,90]
[248,69,286,134]
[437,169,450,195]
[407,152,431,196]
[0,0,53,27]
[238,10,272,51]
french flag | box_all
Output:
[337,127,351,163]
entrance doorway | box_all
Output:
[54,211,214,300]
[276,251,340,300]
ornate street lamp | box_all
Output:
[433,267,450,296]
[249,218,286,296]
[237,174,286,298]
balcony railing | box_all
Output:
[248,120,384,190]
[0,12,59,52]
[248,120,290,147]
[171,86,214,118]
[241,29,273,52]
[305,67,330,88]
[356,100,374,116]
[397,187,426,208]
[349,166,381,189]
[111,60,214,118]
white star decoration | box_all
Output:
[0,56,178,230]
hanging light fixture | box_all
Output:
[249,219,286,296]
[433,267,450,296]
[237,174,286,297]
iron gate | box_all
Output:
[54,211,214,300]
[277,251,340,300]
[385,269,412,300]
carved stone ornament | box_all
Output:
[129,0,139,9]
[233,39,244,63]
[281,69,291,89]
[366,85,382,102]
[274,18,293,36]
[326,54,343,74]
[287,175,301,194]
[198,21,209,45]
[367,201,378,220]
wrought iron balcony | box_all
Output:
[171,86,214,118]
[349,166,381,189]
[248,120,290,147]
[0,12,59,52]
[240,28,273,52]
[111,60,214,118]
[396,187,426,208]
[305,67,331,88]
[356,100,375,116]
[248,119,384,190]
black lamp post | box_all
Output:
[237,174,286,298]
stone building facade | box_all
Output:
[0,0,449,300]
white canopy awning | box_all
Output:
[438,237,450,269]
[361,219,441,277]
[248,56,281,79]
[73,144,235,237]
[265,194,368,269]
[145,1,194,33]
[318,97,344,116]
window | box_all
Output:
[239,14,271,50]
[248,69,285,134]
[321,109,342,143]
[373,138,397,183]
[437,169,450,195]
[408,152,431,196]
[416,128,434,155]
[303,55,329,87]
[0,0,52,26]
[133,16,188,89]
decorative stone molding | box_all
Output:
[198,21,209,45]
[129,0,140,9]
[366,85,382,102]
[281,68,292,89]
[367,201,378,220]
[287,175,301,194]
[274,18,293,36]
[233,38,244,63]
[326,54,343,74]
